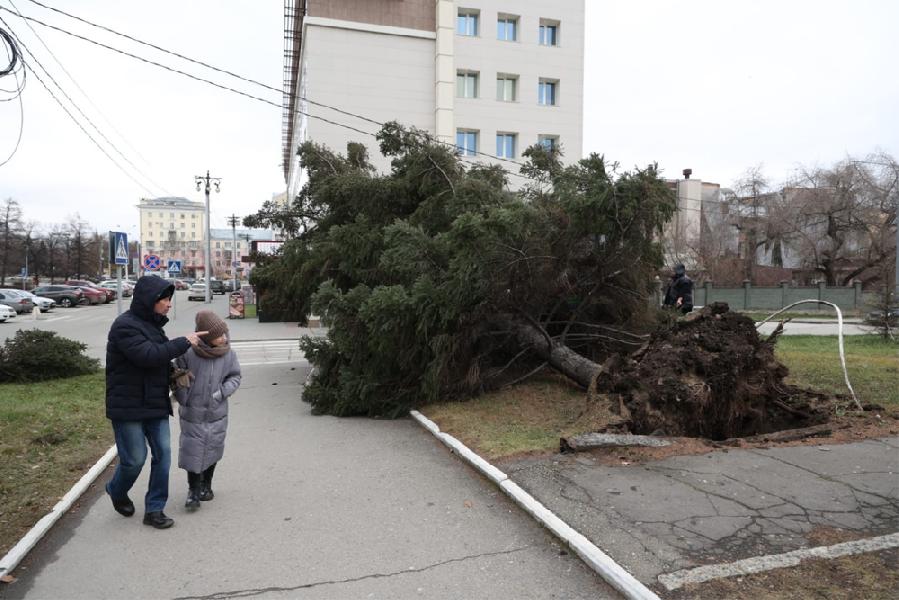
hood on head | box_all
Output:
[130,276,175,321]
[674,263,686,277]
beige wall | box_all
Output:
[309,0,435,32]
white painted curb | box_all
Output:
[409,410,660,600]
[0,444,118,577]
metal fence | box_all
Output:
[657,280,874,312]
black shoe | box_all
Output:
[106,484,134,517]
[185,489,201,510]
[143,511,174,529]
[198,486,214,502]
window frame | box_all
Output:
[497,14,519,42]
[455,129,479,157]
[456,70,480,99]
[538,135,560,152]
[456,9,480,37]
[496,132,517,159]
[539,19,561,46]
[496,74,518,102]
[538,78,559,106]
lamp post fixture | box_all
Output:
[195,170,221,304]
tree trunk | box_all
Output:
[496,315,601,388]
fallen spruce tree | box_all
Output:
[249,124,838,437]
[248,123,675,416]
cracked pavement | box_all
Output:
[6,363,618,600]
[503,436,899,586]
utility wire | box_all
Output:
[0,17,155,194]
[12,2,534,172]
[10,0,165,188]
[0,24,24,166]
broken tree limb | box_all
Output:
[717,423,838,446]
[560,433,672,453]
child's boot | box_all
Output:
[199,463,216,501]
[185,471,202,510]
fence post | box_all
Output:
[853,280,863,309]
[780,280,789,309]
[704,280,712,307]
[817,281,826,308]
[743,280,752,310]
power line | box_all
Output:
[10,0,164,188]
[0,24,24,166]
[0,17,155,195]
[9,3,534,172]
[5,1,169,195]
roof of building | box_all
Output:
[209,228,274,241]
[138,197,205,210]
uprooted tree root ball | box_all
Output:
[594,302,835,440]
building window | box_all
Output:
[180,213,185,219]
[225,242,232,249]
[180,232,185,239]
[191,232,196,239]
[147,241,154,248]
[538,135,559,152]
[539,19,560,46]
[456,9,479,36]
[455,129,478,156]
[456,71,479,99]
[216,242,221,248]
[496,133,517,159]
[192,222,196,228]
[538,79,558,106]
[496,74,518,102]
[191,214,197,219]
[180,223,185,228]
[215,251,221,257]
[497,15,518,41]
[169,212,174,218]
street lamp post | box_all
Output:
[195,170,221,304]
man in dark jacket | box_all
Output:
[663,263,694,314]
[105,276,206,529]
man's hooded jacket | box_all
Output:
[106,276,190,420]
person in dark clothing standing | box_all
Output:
[105,275,206,529]
[663,263,694,314]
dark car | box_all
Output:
[865,306,899,327]
[66,279,116,303]
[30,285,84,308]
[200,279,226,295]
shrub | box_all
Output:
[0,330,100,383]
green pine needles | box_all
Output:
[251,123,676,416]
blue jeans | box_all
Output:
[106,418,171,513]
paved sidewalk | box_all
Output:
[502,436,899,590]
[5,362,619,600]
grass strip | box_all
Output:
[0,372,111,557]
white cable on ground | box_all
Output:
[755,299,862,411]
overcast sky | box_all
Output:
[1,0,897,240]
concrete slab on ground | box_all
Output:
[502,437,899,588]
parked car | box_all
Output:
[865,306,899,327]
[66,279,116,303]
[71,286,105,305]
[30,285,84,308]
[0,304,17,322]
[99,280,134,297]
[7,289,55,312]
[187,283,208,301]
[0,289,35,313]
[198,279,225,295]
[173,279,190,290]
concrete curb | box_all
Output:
[0,444,118,577]
[409,410,661,600]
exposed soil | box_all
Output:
[595,303,838,440]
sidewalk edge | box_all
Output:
[409,410,661,600]
[0,444,118,576]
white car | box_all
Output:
[0,304,17,322]
[18,291,56,312]
[99,280,134,297]
[187,283,208,301]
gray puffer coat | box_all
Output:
[174,347,242,473]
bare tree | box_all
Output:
[785,153,897,286]
[0,198,23,285]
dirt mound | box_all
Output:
[595,302,834,440]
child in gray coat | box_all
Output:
[172,310,242,510]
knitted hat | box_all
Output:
[195,310,228,344]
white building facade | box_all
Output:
[283,0,584,198]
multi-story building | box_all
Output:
[209,228,274,279]
[282,0,584,198]
[138,196,206,275]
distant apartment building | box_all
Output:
[209,227,274,279]
[662,170,723,270]
[138,196,206,275]
[282,0,585,198]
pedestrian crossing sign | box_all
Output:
[109,231,129,266]
[167,260,182,274]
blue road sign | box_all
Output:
[167,259,182,273]
[110,231,129,266]
[20,267,27,277]
[143,254,161,270]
